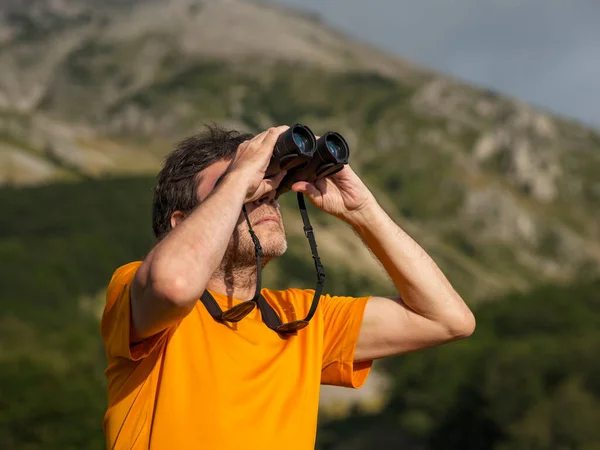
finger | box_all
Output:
[275,125,291,133]
[253,125,289,146]
[245,127,275,152]
[247,183,268,203]
[291,181,320,197]
[270,169,288,188]
[248,171,287,202]
[260,170,287,194]
[314,177,328,192]
[237,131,266,157]
[248,129,271,147]
[259,125,289,152]
[291,181,310,192]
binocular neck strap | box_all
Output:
[296,192,326,322]
[241,193,326,332]
[241,205,283,328]
[241,205,263,304]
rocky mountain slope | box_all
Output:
[2,0,600,304]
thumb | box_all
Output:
[291,181,321,198]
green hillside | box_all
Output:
[0,177,156,449]
[2,17,600,301]
[2,175,599,449]
[4,56,600,301]
[318,280,600,450]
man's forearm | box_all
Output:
[346,199,474,331]
[142,172,248,306]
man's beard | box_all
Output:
[214,219,288,277]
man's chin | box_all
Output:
[261,242,288,261]
[253,228,287,255]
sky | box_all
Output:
[270,0,600,129]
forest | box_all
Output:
[1,176,599,449]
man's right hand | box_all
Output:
[229,126,290,203]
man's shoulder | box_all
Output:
[109,261,142,284]
[105,261,142,301]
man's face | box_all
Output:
[195,159,288,269]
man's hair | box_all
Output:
[152,124,254,240]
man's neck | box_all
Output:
[206,265,259,301]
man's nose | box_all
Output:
[253,189,278,206]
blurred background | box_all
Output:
[1,0,599,448]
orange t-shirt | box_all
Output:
[100,261,373,450]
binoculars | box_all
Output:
[265,124,350,198]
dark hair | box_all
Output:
[152,124,254,240]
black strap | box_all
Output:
[257,294,284,329]
[296,192,326,322]
[200,194,326,332]
[242,205,263,303]
[200,290,225,319]
[258,193,326,332]
[199,205,262,320]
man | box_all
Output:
[100,125,475,449]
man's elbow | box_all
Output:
[447,308,476,339]
[142,259,198,308]
[151,273,202,309]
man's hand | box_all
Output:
[289,165,376,223]
[229,126,289,203]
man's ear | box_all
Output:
[170,211,186,230]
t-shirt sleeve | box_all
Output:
[320,293,374,388]
[100,262,170,362]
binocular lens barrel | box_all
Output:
[267,125,350,199]
[325,135,348,161]
[293,130,311,152]
[265,124,316,177]
[316,132,349,166]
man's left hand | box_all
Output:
[290,165,376,223]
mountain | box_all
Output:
[1,0,598,303]
[1,1,600,447]
[0,0,419,183]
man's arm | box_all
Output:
[131,127,289,342]
[348,200,476,361]
[290,165,475,362]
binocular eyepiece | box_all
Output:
[265,124,350,198]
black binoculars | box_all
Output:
[265,124,350,198]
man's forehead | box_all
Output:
[213,168,231,188]
[199,159,231,179]
[197,159,232,198]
